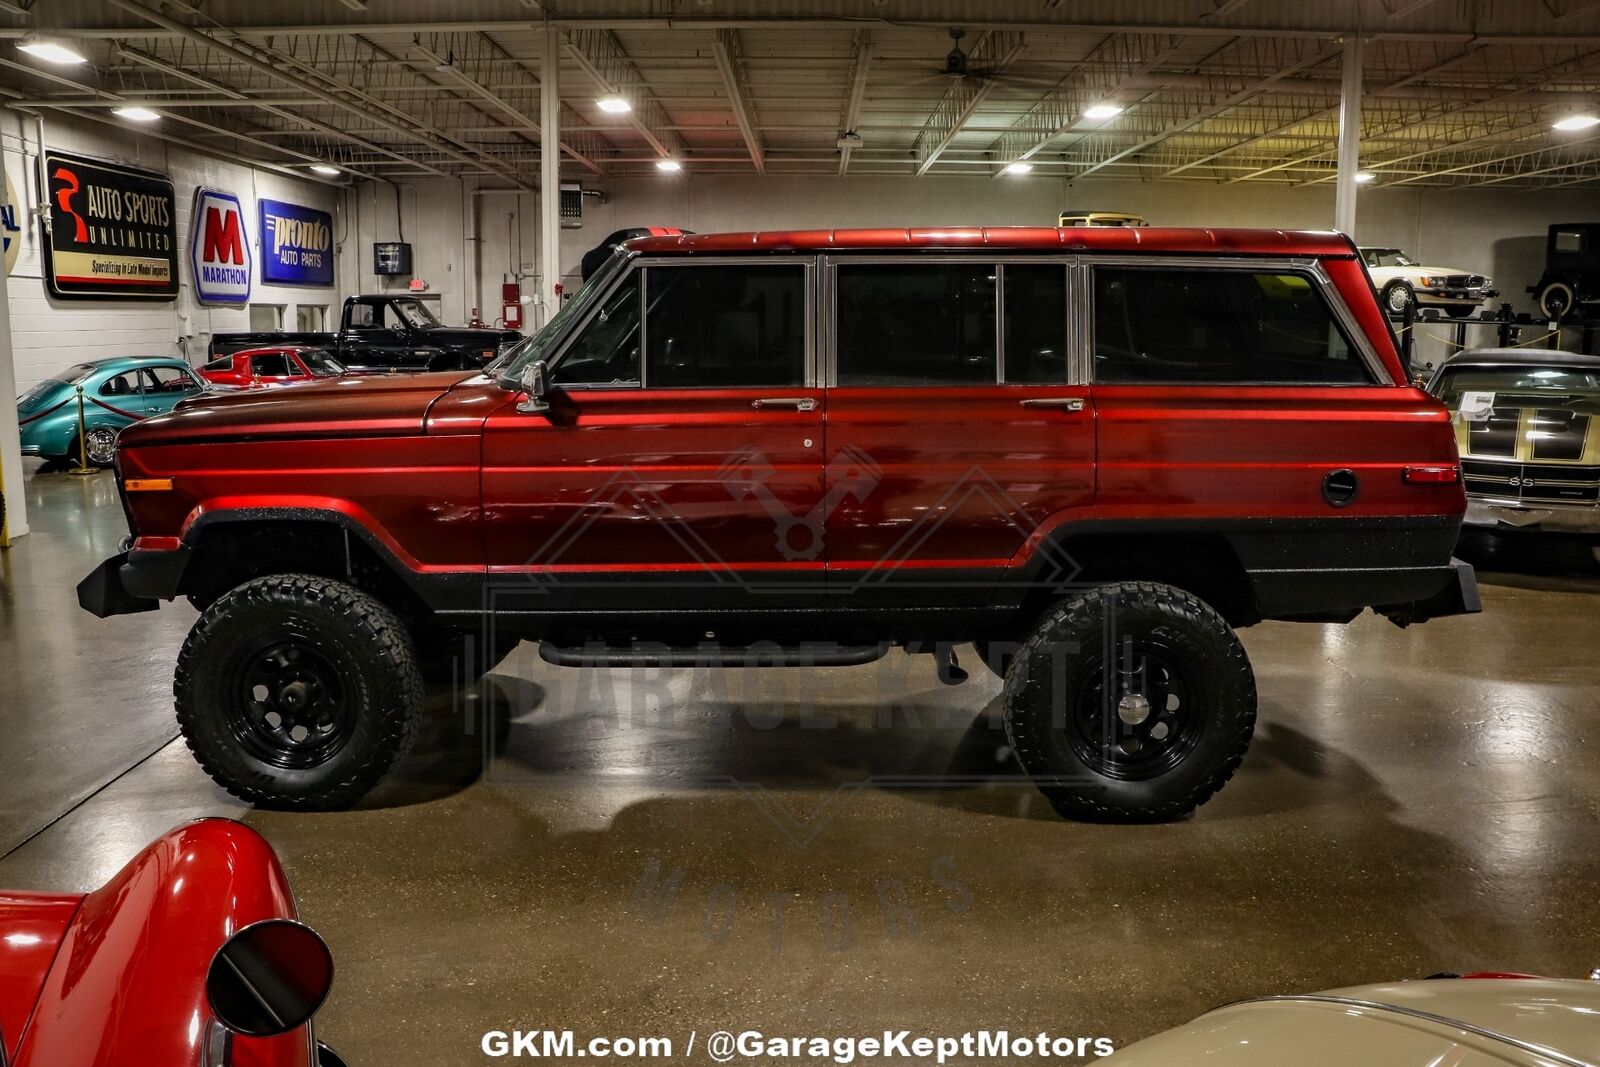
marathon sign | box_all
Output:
[41,150,179,300]
[259,197,334,287]
[190,187,251,305]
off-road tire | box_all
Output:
[175,573,424,810]
[1381,280,1416,314]
[1002,581,1256,823]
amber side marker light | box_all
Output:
[125,478,175,492]
[1403,465,1459,484]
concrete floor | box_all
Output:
[2,460,1599,1061]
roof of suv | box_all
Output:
[623,226,1358,257]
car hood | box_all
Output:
[1371,263,1478,277]
[119,370,476,447]
[1109,979,1600,1065]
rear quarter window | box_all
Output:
[1091,266,1374,385]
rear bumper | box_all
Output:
[1373,557,1481,626]
[76,545,190,618]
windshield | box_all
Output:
[1364,248,1419,268]
[300,349,345,376]
[1435,365,1600,408]
[498,250,628,384]
[393,299,441,330]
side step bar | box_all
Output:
[537,641,890,668]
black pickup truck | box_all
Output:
[210,295,521,373]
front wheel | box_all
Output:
[74,426,119,468]
[1002,582,1256,822]
[175,574,424,809]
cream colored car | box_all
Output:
[1111,976,1600,1065]
[1362,246,1498,318]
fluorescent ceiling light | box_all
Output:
[655,159,682,172]
[18,36,86,65]
[1002,161,1034,175]
[1553,114,1600,131]
[1082,103,1123,120]
[1354,171,1377,183]
[310,164,341,176]
[597,97,632,114]
[113,106,161,123]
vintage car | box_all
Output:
[1529,222,1600,321]
[79,227,1477,820]
[0,819,343,1066]
[200,346,349,389]
[1428,347,1600,535]
[1110,973,1600,1065]
[17,356,206,467]
[1360,246,1498,317]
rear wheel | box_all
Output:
[1002,582,1256,822]
[1538,280,1576,321]
[74,426,119,468]
[175,574,423,809]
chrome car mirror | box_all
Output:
[518,359,552,415]
[206,919,334,1038]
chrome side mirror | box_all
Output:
[517,359,551,415]
[206,919,334,1038]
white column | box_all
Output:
[540,25,562,325]
[0,139,27,541]
[1334,36,1365,238]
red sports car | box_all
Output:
[0,819,344,1067]
[199,346,348,389]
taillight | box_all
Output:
[1403,465,1459,484]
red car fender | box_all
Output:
[9,819,315,1067]
[0,892,79,1063]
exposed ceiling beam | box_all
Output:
[564,28,685,160]
[837,29,872,176]
[711,29,764,174]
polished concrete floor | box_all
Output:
[2,460,1599,1061]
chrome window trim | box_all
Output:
[1082,254,1394,387]
[1238,995,1595,1067]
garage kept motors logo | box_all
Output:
[190,187,251,305]
[41,149,178,300]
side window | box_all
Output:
[144,366,201,393]
[1092,267,1373,385]
[99,371,140,397]
[1554,229,1584,255]
[1002,264,1068,384]
[250,353,292,377]
[836,263,996,386]
[347,303,378,330]
[551,271,642,387]
[645,266,805,388]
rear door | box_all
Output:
[482,256,826,613]
[820,256,1095,608]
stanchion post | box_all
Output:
[69,384,96,477]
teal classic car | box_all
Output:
[18,356,206,467]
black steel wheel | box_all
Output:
[1003,581,1256,822]
[176,573,423,809]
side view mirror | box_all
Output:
[206,919,334,1038]
[517,359,552,414]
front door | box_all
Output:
[821,258,1096,611]
[482,258,825,622]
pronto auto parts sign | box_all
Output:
[190,187,251,305]
[41,150,178,300]
[259,197,333,287]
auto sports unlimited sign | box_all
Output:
[2,169,22,275]
[41,150,178,299]
[259,197,333,287]
[190,187,251,305]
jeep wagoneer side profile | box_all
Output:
[79,227,1477,822]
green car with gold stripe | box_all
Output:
[17,356,207,468]
[1428,347,1600,533]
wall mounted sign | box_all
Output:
[1,169,21,276]
[190,187,251,305]
[40,150,178,300]
[259,197,333,287]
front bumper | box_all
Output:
[1417,287,1498,305]
[76,545,191,618]
[1464,498,1600,534]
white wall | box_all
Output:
[1,110,341,393]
